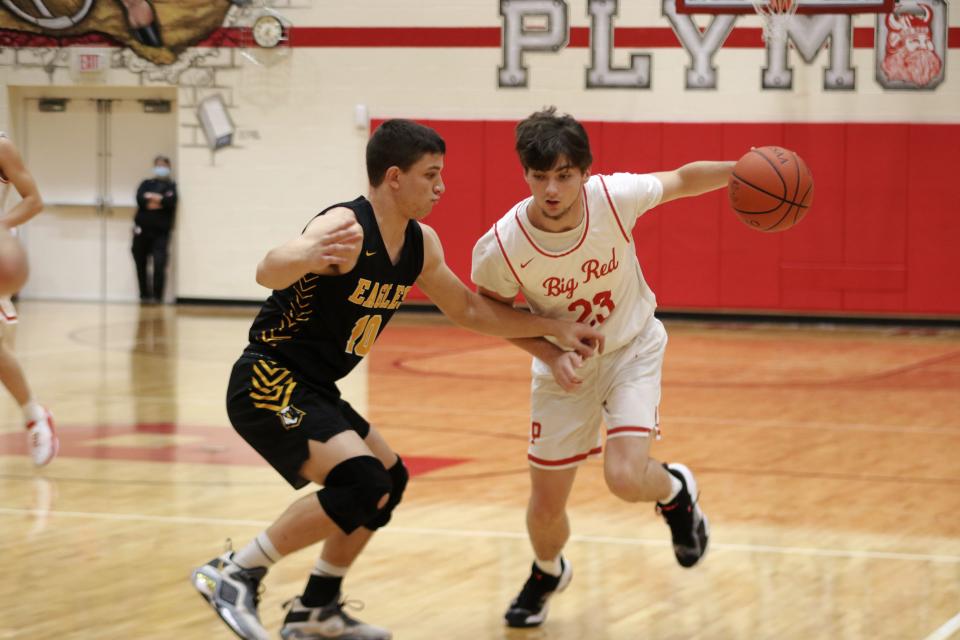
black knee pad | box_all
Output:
[316,456,392,534]
[366,456,409,530]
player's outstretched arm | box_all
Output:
[478,288,589,392]
[0,138,43,228]
[653,160,735,206]
[256,208,363,290]
[416,224,602,358]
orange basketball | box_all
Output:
[728,146,814,233]
[0,228,28,296]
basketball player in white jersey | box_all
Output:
[472,107,736,628]
[0,132,57,466]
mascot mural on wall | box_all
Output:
[879,3,944,88]
[0,0,238,65]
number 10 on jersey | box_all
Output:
[346,314,383,356]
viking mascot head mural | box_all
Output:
[881,3,943,88]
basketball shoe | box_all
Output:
[191,551,269,640]
[26,408,57,467]
[280,595,392,640]
[504,557,573,628]
[656,462,710,568]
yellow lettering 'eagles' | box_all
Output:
[347,279,412,310]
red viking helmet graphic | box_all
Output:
[885,3,934,51]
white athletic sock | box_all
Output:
[662,474,683,504]
[233,532,282,569]
[21,400,45,424]
[311,557,349,578]
[534,555,563,577]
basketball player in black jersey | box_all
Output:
[191,119,603,640]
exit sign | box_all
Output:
[70,48,108,79]
[78,53,103,72]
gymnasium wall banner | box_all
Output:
[499,0,947,91]
[0,0,947,91]
[0,0,236,65]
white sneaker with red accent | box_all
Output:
[26,408,58,466]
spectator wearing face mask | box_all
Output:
[132,155,177,304]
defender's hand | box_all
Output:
[550,320,604,358]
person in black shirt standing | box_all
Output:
[131,154,177,303]
[190,120,604,640]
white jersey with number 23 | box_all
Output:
[472,172,663,357]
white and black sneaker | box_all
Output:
[280,595,392,640]
[191,551,269,640]
[504,557,573,628]
[657,462,710,568]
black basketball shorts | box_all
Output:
[226,353,371,489]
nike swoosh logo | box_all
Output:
[365,251,377,257]
[520,258,534,268]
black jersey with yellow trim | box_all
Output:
[246,196,424,385]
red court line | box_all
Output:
[0,422,467,476]
[390,344,960,390]
[697,465,960,486]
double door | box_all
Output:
[13,87,176,302]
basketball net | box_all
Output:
[752,0,799,43]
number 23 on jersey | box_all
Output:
[568,289,615,327]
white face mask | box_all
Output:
[153,165,171,178]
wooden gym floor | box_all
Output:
[0,301,958,640]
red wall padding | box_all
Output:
[373,119,960,318]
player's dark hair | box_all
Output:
[515,106,593,173]
[366,120,446,187]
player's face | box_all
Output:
[398,153,445,220]
[524,157,589,227]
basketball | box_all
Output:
[0,227,28,296]
[728,146,814,233]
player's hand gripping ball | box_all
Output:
[728,146,814,232]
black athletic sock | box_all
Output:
[301,574,342,608]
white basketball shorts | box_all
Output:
[526,316,667,470]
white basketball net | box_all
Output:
[752,0,799,42]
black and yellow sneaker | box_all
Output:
[657,462,710,568]
[504,557,573,628]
